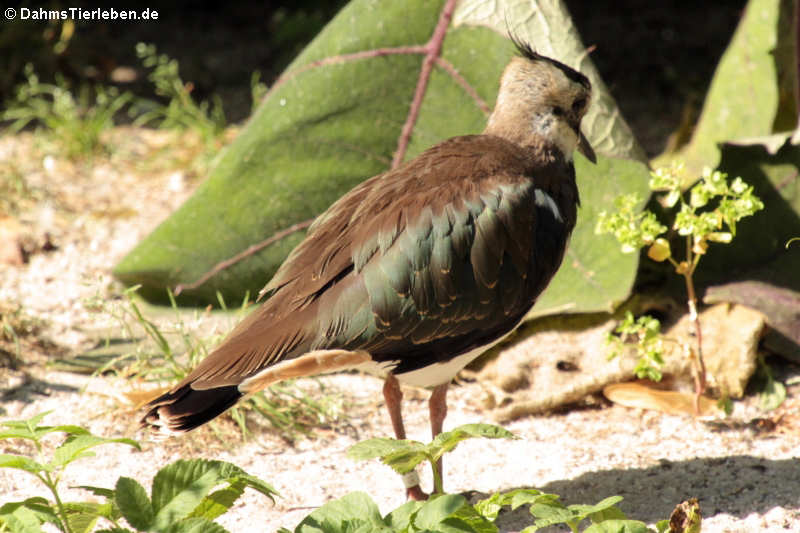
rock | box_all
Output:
[476,303,765,420]
[705,280,800,364]
[668,303,765,398]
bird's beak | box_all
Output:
[577,130,596,164]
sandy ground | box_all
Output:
[2,372,799,532]
[1,130,799,532]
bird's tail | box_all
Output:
[139,348,373,436]
[140,383,243,435]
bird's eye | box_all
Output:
[552,106,565,117]
[572,97,587,113]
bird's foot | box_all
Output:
[406,485,428,501]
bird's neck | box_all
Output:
[484,115,573,164]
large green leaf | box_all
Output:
[665,0,797,172]
[49,434,139,470]
[115,0,648,316]
[291,492,388,533]
[62,502,105,533]
[161,517,230,533]
[699,134,800,285]
[383,501,425,531]
[582,521,651,533]
[0,499,57,528]
[0,503,45,533]
[444,502,499,533]
[187,480,247,522]
[346,438,429,474]
[0,411,90,443]
[429,423,517,462]
[0,454,45,474]
[149,459,277,531]
[347,423,517,478]
[412,494,469,531]
[474,489,559,521]
[115,477,154,532]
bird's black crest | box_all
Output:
[509,34,591,90]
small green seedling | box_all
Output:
[0,413,278,533]
[0,416,689,533]
[0,411,139,533]
[132,43,226,147]
[606,311,666,382]
[2,65,133,158]
[81,458,278,533]
[477,490,634,533]
[347,423,516,496]
[753,355,787,411]
[597,163,764,412]
[285,424,683,532]
[284,488,655,533]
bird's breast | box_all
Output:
[355,318,524,389]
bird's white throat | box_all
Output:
[533,112,578,162]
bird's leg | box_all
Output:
[428,382,449,495]
[383,374,407,439]
[382,374,427,501]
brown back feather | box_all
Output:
[177,134,576,389]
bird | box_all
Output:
[141,39,595,501]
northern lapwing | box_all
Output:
[142,40,595,500]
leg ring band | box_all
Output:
[402,471,420,489]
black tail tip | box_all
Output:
[140,384,243,436]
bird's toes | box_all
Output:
[406,485,429,501]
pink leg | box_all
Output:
[383,375,426,501]
[383,374,407,440]
[429,383,449,437]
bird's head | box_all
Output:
[485,40,596,164]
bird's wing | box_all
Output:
[317,140,576,374]
[184,135,576,387]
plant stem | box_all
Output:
[683,272,707,415]
[430,457,444,495]
[42,471,74,533]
